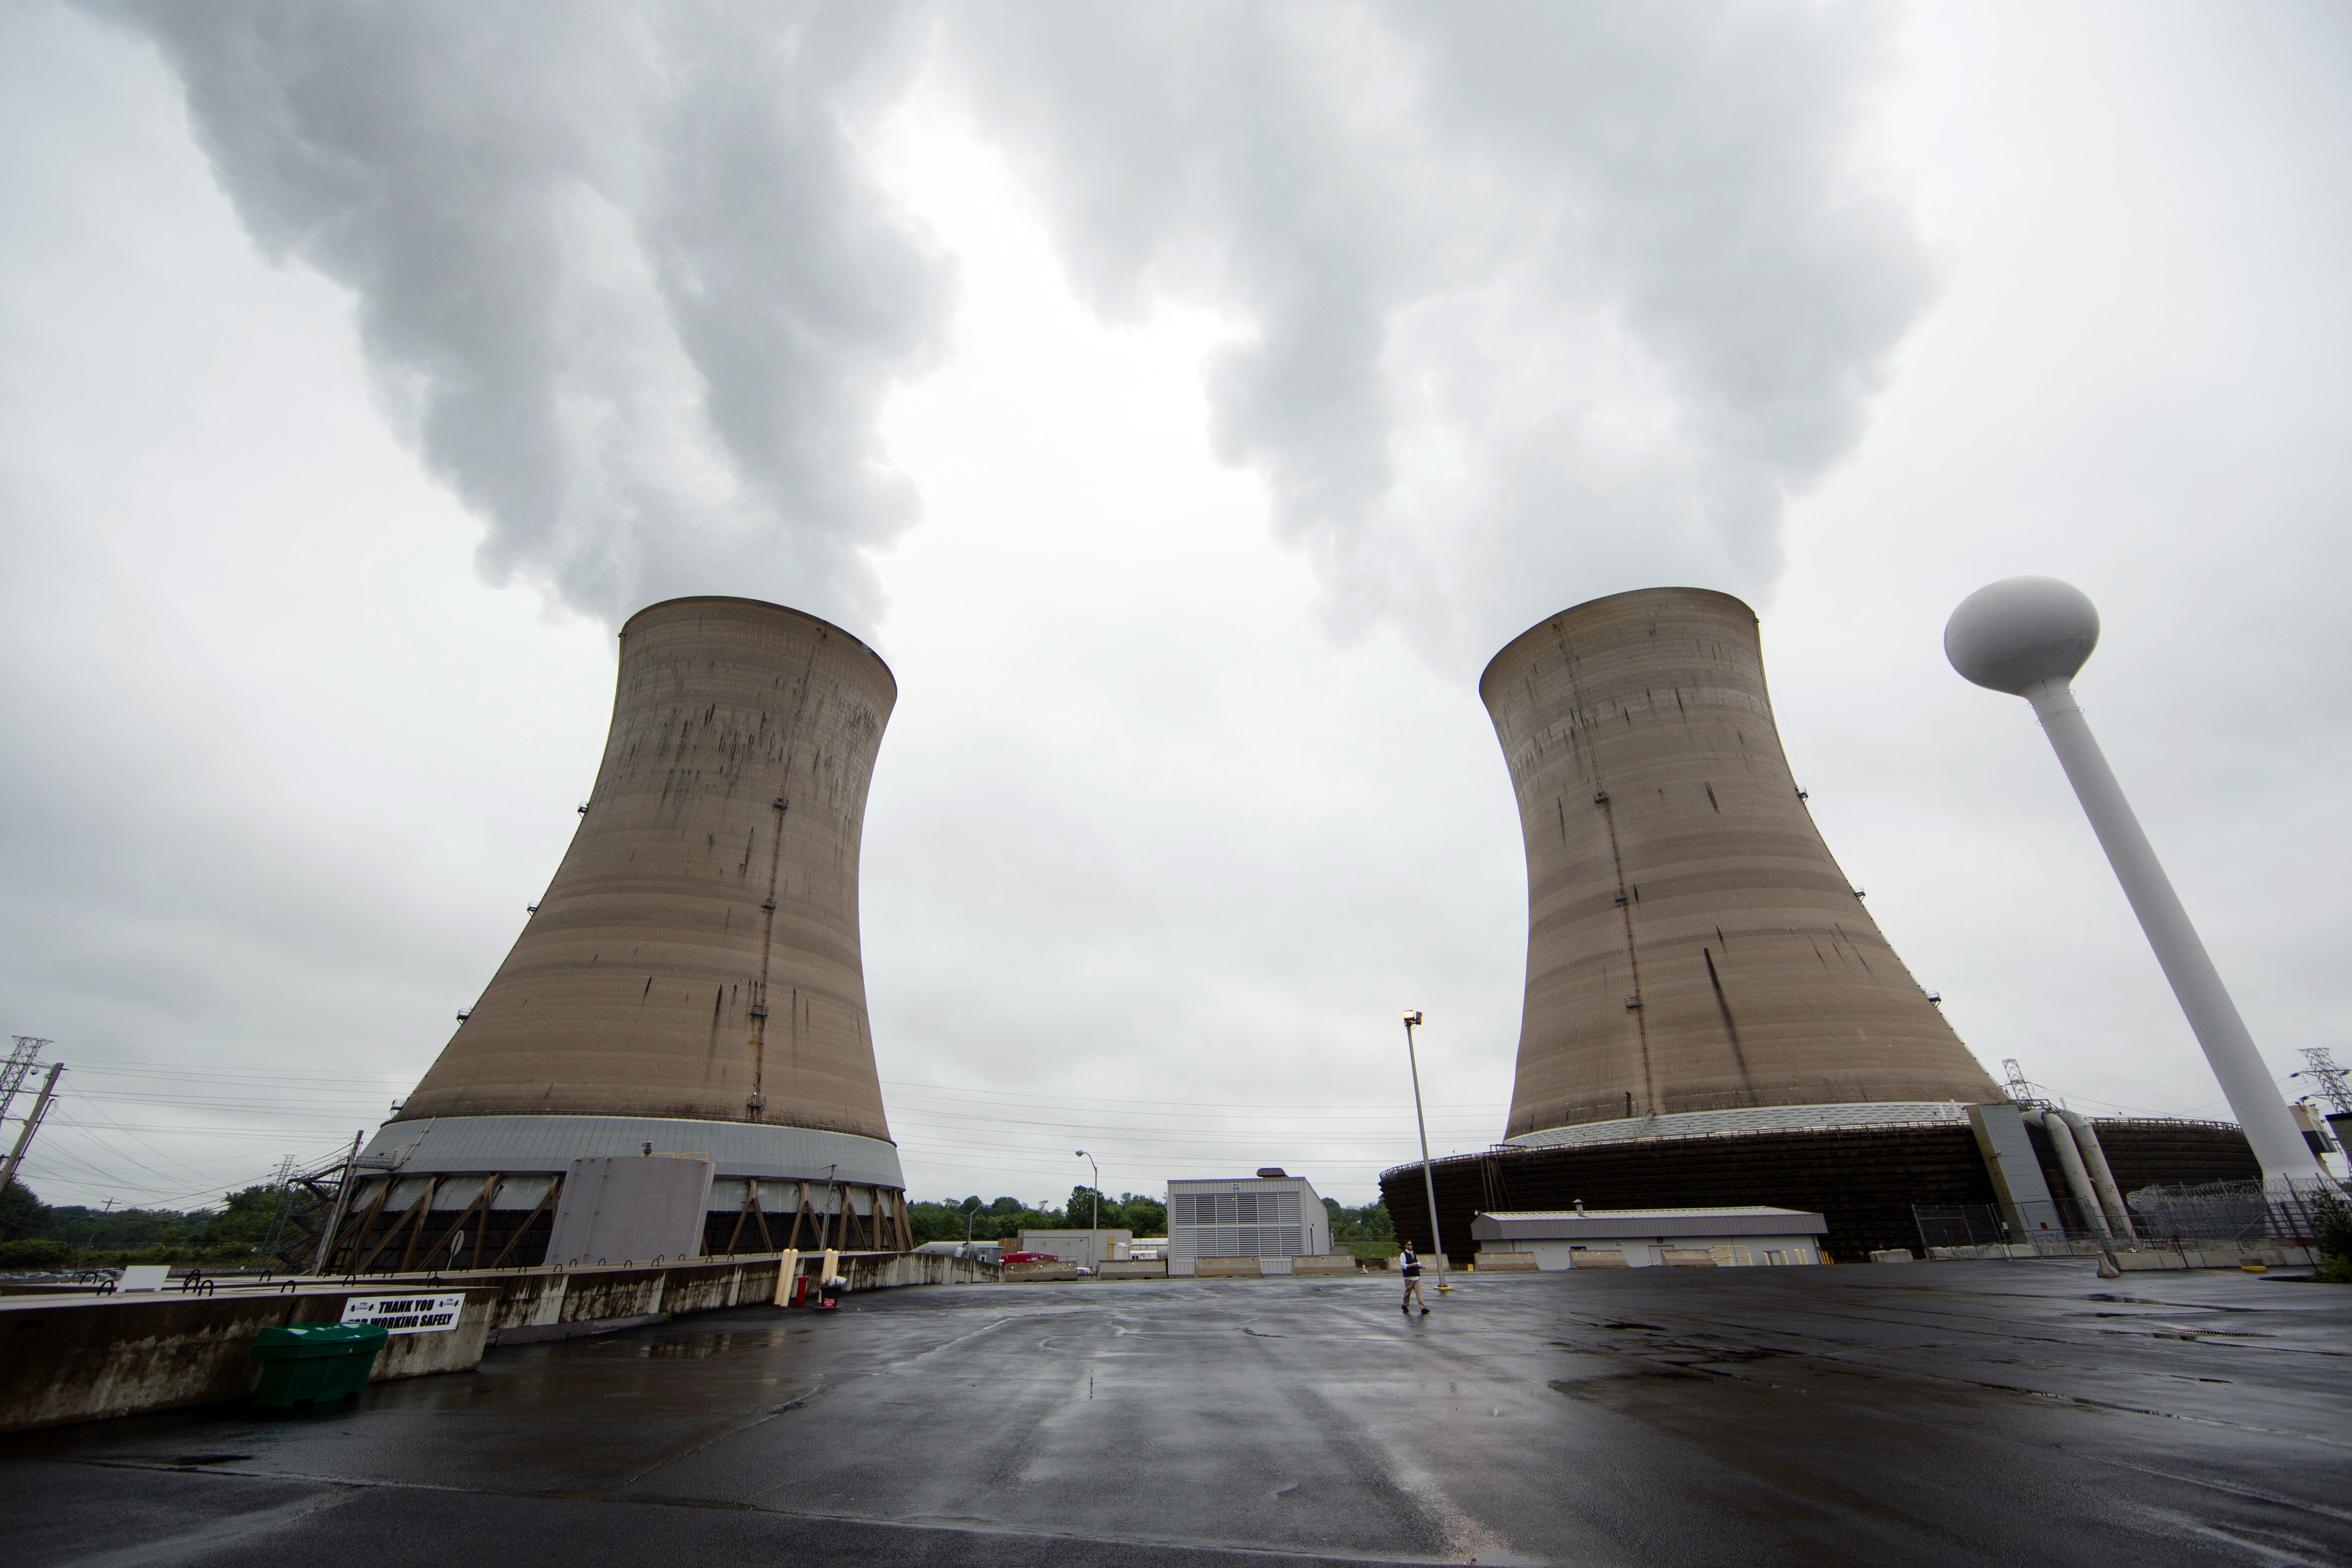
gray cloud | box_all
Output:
[91,1,1926,655]
[91,0,949,629]
[942,0,1930,662]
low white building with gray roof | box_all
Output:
[1471,1205,1826,1270]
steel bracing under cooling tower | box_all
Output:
[1481,587,2002,1145]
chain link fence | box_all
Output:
[1915,1178,2345,1260]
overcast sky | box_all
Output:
[3,1,2347,1212]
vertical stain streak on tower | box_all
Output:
[1481,588,1998,1141]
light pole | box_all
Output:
[1402,1011,1449,1292]
[963,1197,981,1244]
[1075,1151,1098,1230]
[1946,577,2324,1185]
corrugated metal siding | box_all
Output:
[1167,1179,1323,1272]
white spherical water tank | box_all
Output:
[1944,576,2100,695]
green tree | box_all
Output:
[43,1204,203,1249]
[0,1237,73,1268]
[193,1184,316,1252]
[1324,1198,1396,1258]
[2313,1189,2352,1283]
[0,1177,42,1243]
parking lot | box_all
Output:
[7,1261,2348,1566]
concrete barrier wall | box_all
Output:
[1194,1257,1263,1278]
[1,1250,998,1435]
[1095,1261,1169,1279]
[1922,1242,2316,1270]
[1290,1256,1358,1276]
[0,1288,495,1436]
[1472,1253,1540,1272]
[844,1252,999,1290]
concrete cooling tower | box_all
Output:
[329,597,910,1271]
[1483,586,2000,1142]
[1382,587,2262,1261]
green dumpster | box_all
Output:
[250,1322,389,1409]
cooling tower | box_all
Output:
[1481,588,2001,1146]
[333,597,909,1269]
[1380,587,2260,1263]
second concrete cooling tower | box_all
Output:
[331,597,908,1270]
[1382,586,2262,1262]
[1480,587,2000,1143]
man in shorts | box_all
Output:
[1399,1243,1428,1314]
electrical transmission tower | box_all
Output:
[258,1155,298,1260]
[2298,1048,2351,1117]
[2000,1058,2049,1109]
[0,1037,49,1127]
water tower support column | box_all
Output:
[2022,677,2316,1181]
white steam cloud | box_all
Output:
[94,0,1927,653]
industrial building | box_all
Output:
[1015,1229,1134,1269]
[1384,588,2262,1261]
[1471,1206,1828,1269]
[1167,1172,1330,1276]
[327,597,909,1270]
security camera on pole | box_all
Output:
[1944,577,2325,1187]
[1402,1011,1450,1292]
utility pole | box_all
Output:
[0,1063,62,1193]
[310,1132,366,1276]
[1075,1150,1098,1232]
[1402,1011,1448,1293]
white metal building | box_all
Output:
[1015,1229,1132,1268]
[1167,1174,1330,1276]
[1470,1206,1827,1269]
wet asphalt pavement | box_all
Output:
[7,1262,2348,1566]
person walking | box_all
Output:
[1400,1243,1429,1315]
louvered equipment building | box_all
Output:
[1167,1174,1331,1276]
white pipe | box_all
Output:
[2024,1109,2109,1238]
[2055,1108,2136,1239]
[2024,679,2321,1183]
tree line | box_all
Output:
[0,1177,314,1268]
[0,1175,1406,1269]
